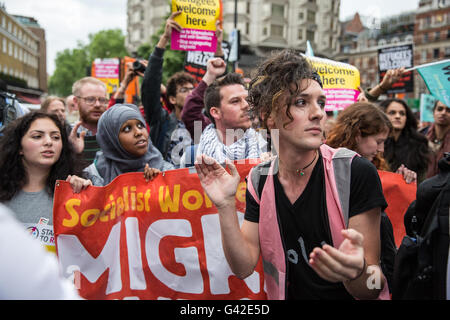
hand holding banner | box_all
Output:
[53,163,266,300]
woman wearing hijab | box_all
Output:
[83,104,174,186]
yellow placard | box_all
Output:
[97,78,120,95]
[305,55,360,90]
[172,0,221,31]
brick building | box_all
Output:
[0,5,45,103]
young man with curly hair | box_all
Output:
[195,50,390,300]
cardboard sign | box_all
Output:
[378,44,414,94]
[183,41,229,82]
[91,58,120,95]
[53,163,266,300]
[171,0,222,52]
[304,55,361,111]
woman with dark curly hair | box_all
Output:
[379,98,431,183]
[0,111,91,227]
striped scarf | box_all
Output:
[196,124,263,164]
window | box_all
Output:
[270,25,283,37]
[298,29,303,40]
[435,31,440,41]
[272,4,284,18]
[2,38,6,53]
[307,11,315,23]
[424,33,429,42]
[307,30,315,42]
[245,22,249,35]
[263,27,268,36]
[445,47,450,58]
[246,2,250,14]
[299,11,304,20]
[433,48,440,58]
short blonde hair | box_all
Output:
[72,77,106,97]
[41,96,65,112]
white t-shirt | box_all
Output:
[0,203,81,299]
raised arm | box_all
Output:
[195,155,260,278]
[364,67,406,102]
[181,58,227,140]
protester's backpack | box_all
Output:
[0,91,18,132]
[392,174,450,300]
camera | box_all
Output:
[132,60,146,73]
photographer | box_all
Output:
[108,60,147,108]
[0,79,28,134]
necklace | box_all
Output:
[296,150,318,176]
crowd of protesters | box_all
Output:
[0,12,449,300]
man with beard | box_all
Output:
[70,77,108,166]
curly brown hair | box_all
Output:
[0,111,83,201]
[247,49,319,130]
[326,102,393,170]
[166,72,196,99]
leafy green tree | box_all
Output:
[48,45,89,96]
[87,29,129,61]
[49,29,129,96]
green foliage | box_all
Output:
[87,29,129,61]
[48,47,89,96]
[49,29,129,96]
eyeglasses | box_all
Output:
[177,86,195,93]
[77,96,108,105]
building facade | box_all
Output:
[0,5,45,101]
[336,11,416,97]
[126,0,341,72]
[13,15,47,93]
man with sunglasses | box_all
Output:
[70,76,108,166]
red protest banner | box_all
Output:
[53,162,266,300]
[378,170,417,248]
